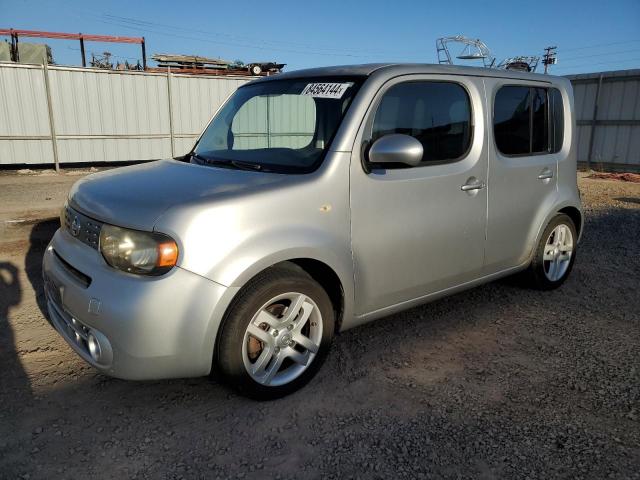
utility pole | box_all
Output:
[542,46,557,74]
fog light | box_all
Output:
[87,333,102,362]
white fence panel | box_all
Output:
[0,63,250,166]
[0,63,53,164]
[170,74,248,156]
[48,67,172,163]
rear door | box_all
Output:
[350,75,488,315]
[484,80,561,272]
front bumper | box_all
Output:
[43,228,235,380]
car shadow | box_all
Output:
[0,261,32,467]
[614,196,640,205]
[0,262,23,379]
[25,218,60,320]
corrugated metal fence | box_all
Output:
[567,69,640,171]
[0,62,249,167]
[3,63,639,171]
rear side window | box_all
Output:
[494,86,531,155]
[531,88,548,153]
[494,85,565,156]
[549,88,564,153]
[371,81,472,164]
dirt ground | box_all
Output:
[1,170,639,479]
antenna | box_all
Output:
[542,46,558,74]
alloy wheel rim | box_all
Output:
[242,292,322,387]
[543,224,574,282]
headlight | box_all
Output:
[99,225,178,276]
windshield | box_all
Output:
[192,77,363,173]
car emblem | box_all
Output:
[70,216,81,237]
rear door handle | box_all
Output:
[538,168,554,180]
[461,178,486,191]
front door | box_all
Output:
[350,75,489,315]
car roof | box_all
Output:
[249,63,561,84]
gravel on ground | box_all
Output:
[0,170,638,479]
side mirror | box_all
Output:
[368,134,423,167]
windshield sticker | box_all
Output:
[301,82,351,99]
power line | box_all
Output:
[559,48,640,63]
[99,13,404,57]
[93,16,373,58]
[89,13,420,59]
[560,39,640,53]
[553,56,640,72]
[23,3,640,67]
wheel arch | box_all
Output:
[218,253,351,338]
[558,206,583,238]
[286,258,345,333]
[527,201,583,265]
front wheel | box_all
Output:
[215,264,334,399]
[525,214,577,290]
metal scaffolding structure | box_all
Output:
[436,36,496,68]
[0,28,146,69]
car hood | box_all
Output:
[69,159,289,231]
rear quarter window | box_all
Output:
[493,85,565,156]
[549,88,564,153]
[494,86,531,155]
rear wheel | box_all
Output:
[215,264,334,399]
[249,64,262,75]
[525,214,577,290]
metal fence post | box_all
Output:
[167,67,175,157]
[42,61,60,172]
[586,74,604,171]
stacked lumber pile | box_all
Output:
[151,53,232,71]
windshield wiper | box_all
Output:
[190,152,212,164]
[191,152,268,172]
[230,160,263,171]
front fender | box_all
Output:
[154,152,354,329]
[216,227,351,287]
[212,227,355,329]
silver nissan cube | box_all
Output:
[43,64,582,399]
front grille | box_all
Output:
[53,250,92,288]
[63,205,103,250]
[44,275,92,356]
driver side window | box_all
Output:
[371,81,472,165]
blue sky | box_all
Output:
[2,0,639,75]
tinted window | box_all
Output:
[494,85,564,156]
[371,82,472,164]
[494,86,531,155]
[549,88,564,153]
[531,87,549,153]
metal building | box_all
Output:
[566,69,640,172]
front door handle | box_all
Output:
[538,168,554,180]
[461,178,486,191]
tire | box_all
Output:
[250,64,262,75]
[214,263,334,400]
[525,214,577,290]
